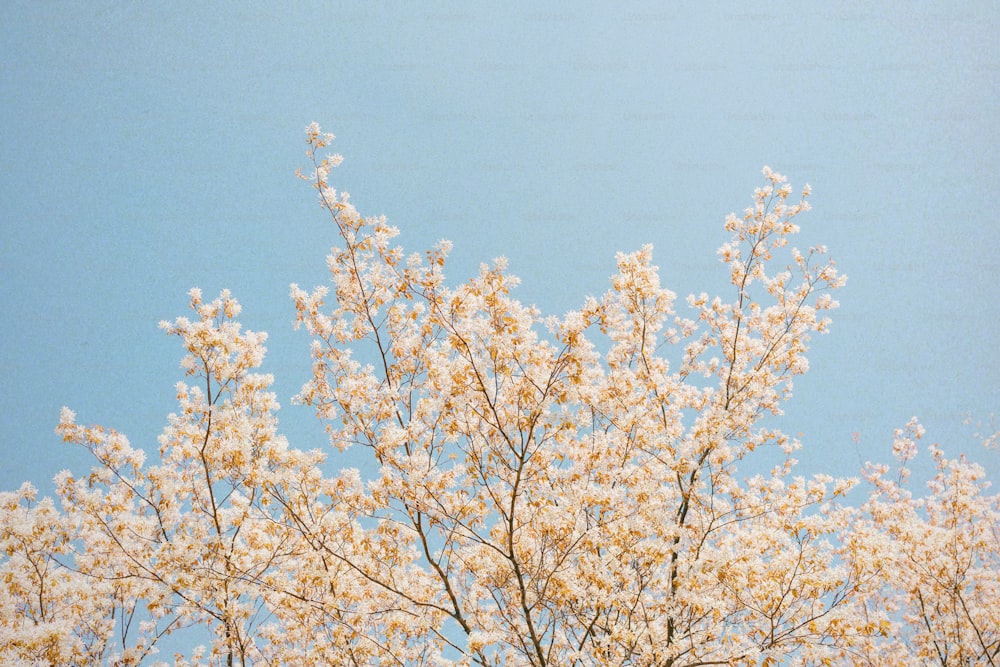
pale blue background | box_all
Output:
[2,2,998,497]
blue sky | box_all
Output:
[2,2,997,495]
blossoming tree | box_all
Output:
[1,125,996,666]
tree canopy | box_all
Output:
[1,125,997,666]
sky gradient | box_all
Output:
[2,2,998,495]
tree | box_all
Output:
[850,420,1000,665]
[0,124,996,666]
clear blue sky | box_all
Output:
[2,2,997,495]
